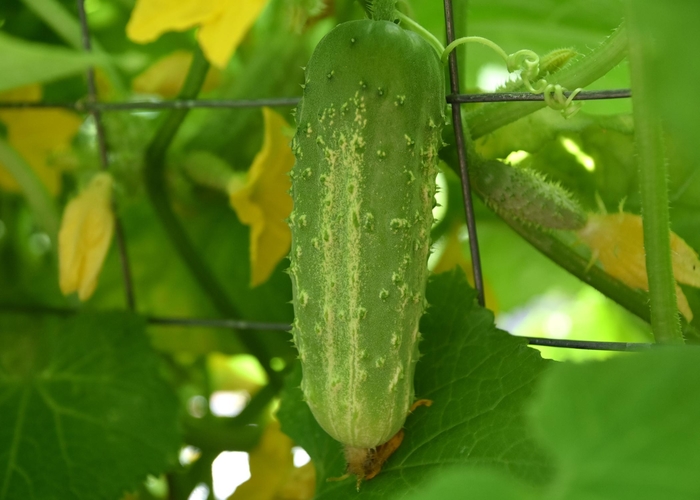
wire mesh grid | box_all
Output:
[0,0,649,352]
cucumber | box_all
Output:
[288,17,444,463]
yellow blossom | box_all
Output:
[58,172,115,301]
[229,108,294,288]
[0,85,82,194]
[230,419,316,500]
[132,51,222,98]
[577,212,700,321]
[433,224,499,312]
[126,0,268,68]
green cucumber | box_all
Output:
[288,17,444,459]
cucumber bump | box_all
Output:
[288,18,445,481]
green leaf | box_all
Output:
[19,0,127,94]
[0,312,180,500]
[403,467,537,500]
[532,347,700,498]
[0,32,103,92]
[277,271,554,498]
[404,347,700,500]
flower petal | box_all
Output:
[132,51,221,98]
[577,212,698,321]
[0,85,81,194]
[58,173,115,301]
[432,224,498,312]
[229,420,297,500]
[670,231,700,287]
[126,0,224,43]
[229,108,294,287]
[196,0,269,68]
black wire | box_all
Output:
[0,8,646,352]
[443,0,486,307]
[75,0,136,311]
[0,89,632,111]
[0,303,664,351]
[448,88,632,103]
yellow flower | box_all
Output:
[126,0,268,68]
[229,420,293,500]
[132,50,222,98]
[577,212,700,321]
[228,108,294,288]
[58,172,115,301]
[432,223,499,312]
[0,85,82,194]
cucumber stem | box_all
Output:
[627,11,683,344]
[395,12,444,56]
[371,0,397,21]
[442,36,508,65]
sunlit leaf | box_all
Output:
[229,107,294,288]
[0,312,180,500]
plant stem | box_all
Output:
[396,12,444,56]
[371,0,397,20]
[0,137,59,240]
[143,47,282,383]
[442,36,508,65]
[442,129,700,341]
[626,13,683,344]
[467,21,629,139]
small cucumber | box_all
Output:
[288,17,444,460]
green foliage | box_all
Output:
[403,347,700,499]
[278,272,553,498]
[0,312,180,500]
[0,32,105,92]
[1,0,700,497]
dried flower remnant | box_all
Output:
[578,212,700,321]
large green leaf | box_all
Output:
[404,347,700,499]
[277,271,554,499]
[0,32,104,92]
[0,312,180,500]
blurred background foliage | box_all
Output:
[1,0,699,499]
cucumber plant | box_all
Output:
[286,0,597,485]
[288,6,445,484]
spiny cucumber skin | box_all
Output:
[288,20,444,449]
[474,159,587,230]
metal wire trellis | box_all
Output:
[0,0,638,351]
[76,0,136,310]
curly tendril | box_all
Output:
[441,36,583,117]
